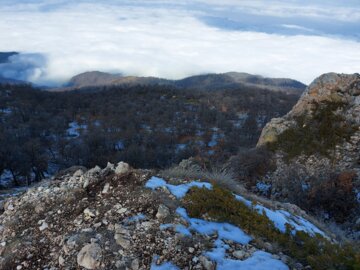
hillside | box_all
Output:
[0,83,298,188]
[2,162,358,270]
[59,71,306,93]
[256,73,360,229]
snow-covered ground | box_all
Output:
[146,177,316,269]
[145,177,212,199]
[67,121,87,137]
[147,177,325,238]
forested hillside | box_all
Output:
[0,83,299,187]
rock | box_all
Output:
[77,243,102,270]
[87,166,102,175]
[114,224,132,249]
[58,255,65,266]
[115,162,130,175]
[156,204,170,221]
[39,221,49,231]
[131,258,140,270]
[233,250,246,259]
[74,169,85,177]
[102,183,110,194]
[188,247,195,253]
[199,256,215,270]
[83,178,90,189]
[84,208,96,220]
[6,203,14,211]
[114,234,131,249]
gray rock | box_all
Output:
[199,256,215,270]
[77,243,102,269]
[115,162,130,175]
[156,204,170,221]
[233,250,246,259]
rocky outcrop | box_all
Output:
[258,73,360,176]
[256,73,360,229]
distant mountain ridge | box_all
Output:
[63,71,307,93]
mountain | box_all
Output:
[61,71,306,93]
[67,71,123,87]
[176,72,306,92]
[2,161,355,270]
[256,73,360,227]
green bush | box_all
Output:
[183,185,360,270]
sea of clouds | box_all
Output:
[0,0,359,86]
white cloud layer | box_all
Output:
[0,1,359,85]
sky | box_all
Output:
[0,0,359,86]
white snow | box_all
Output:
[0,108,12,114]
[124,213,146,224]
[67,121,87,137]
[0,170,13,187]
[114,140,125,150]
[145,177,212,199]
[235,195,325,237]
[147,179,291,270]
[176,207,252,245]
[175,208,287,270]
[256,182,271,194]
[209,244,289,270]
[146,177,325,236]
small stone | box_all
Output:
[7,204,14,211]
[84,208,96,220]
[156,204,170,221]
[83,178,90,189]
[117,208,127,214]
[102,183,110,194]
[233,250,246,259]
[114,234,131,249]
[77,243,102,270]
[188,247,195,253]
[39,222,49,231]
[59,255,65,266]
[16,265,22,270]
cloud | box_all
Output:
[0,1,359,85]
[0,53,47,83]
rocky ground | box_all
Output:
[0,161,314,270]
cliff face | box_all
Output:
[258,73,360,176]
[256,73,360,226]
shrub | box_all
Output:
[307,171,357,223]
[268,101,357,160]
[183,185,360,270]
[227,147,276,187]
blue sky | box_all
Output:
[0,0,359,85]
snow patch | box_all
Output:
[176,207,252,245]
[145,176,212,199]
[235,195,325,237]
[67,121,87,137]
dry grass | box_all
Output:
[159,166,242,192]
